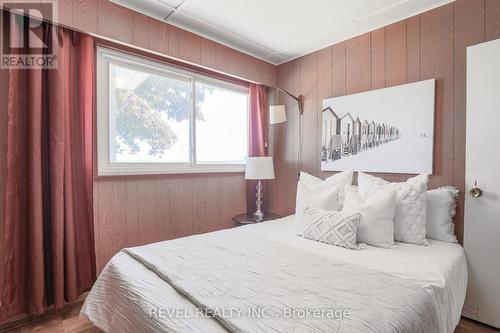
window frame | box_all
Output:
[96,46,249,176]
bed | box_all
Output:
[81,215,467,333]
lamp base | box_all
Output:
[253,179,264,222]
[253,209,264,222]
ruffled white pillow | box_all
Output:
[343,185,396,248]
[426,186,459,242]
[358,172,429,245]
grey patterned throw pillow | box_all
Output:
[298,207,365,250]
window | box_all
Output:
[97,47,249,175]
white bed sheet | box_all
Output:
[81,215,467,333]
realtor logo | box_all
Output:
[0,0,58,68]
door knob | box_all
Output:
[470,187,483,198]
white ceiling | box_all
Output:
[111,0,454,65]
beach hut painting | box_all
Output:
[361,119,369,150]
[321,79,435,174]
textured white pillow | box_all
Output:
[298,207,364,250]
[426,186,459,242]
[358,172,429,245]
[296,170,354,212]
[343,185,396,248]
[324,170,354,207]
[295,182,340,222]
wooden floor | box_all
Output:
[5,308,102,333]
[5,306,500,333]
[455,319,500,333]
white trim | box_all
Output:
[96,46,249,176]
[97,163,245,176]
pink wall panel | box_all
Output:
[97,0,133,43]
[191,175,220,234]
[57,0,74,28]
[132,12,149,49]
[385,21,407,87]
[96,180,128,272]
[200,38,217,68]
[137,179,159,245]
[148,18,169,55]
[215,45,247,79]
[406,15,421,83]
[124,178,140,247]
[299,53,319,176]
[156,178,172,241]
[420,4,454,187]
[179,30,201,64]
[260,62,277,88]
[0,67,8,308]
[371,28,386,90]
[317,47,333,101]
[486,0,500,41]
[73,0,98,33]
[345,33,371,94]
[169,176,194,239]
[317,46,333,179]
[168,25,181,58]
[218,174,246,230]
[332,42,346,97]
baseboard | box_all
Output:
[460,316,500,332]
[0,297,85,332]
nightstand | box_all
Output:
[233,213,282,226]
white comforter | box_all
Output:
[81,216,467,333]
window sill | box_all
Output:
[97,163,245,176]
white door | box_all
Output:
[463,38,500,328]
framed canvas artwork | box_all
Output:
[321,79,435,174]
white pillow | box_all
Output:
[358,172,429,245]
[295,182,340,222]
[298,207,364,250]
[296,170,354,214]
[324,170,354,207]
[343,185,396,248]
[426,186,459,242]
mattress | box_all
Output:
[81,215,467,333]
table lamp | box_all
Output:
[245,157,275,221]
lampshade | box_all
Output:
[269,105,287,124]
[245,157,275,180]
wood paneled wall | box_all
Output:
[0,1,276,273]
[2,0,500,275]
[130,2,273,85]
[0,59,8,315]
[54,1,273,271]
[268,0,500,244]
[6,0,276,87]
[94,174,245,272]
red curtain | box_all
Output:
[247,84,268,214]
[248,84,267,157]
[0,20,95,321]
